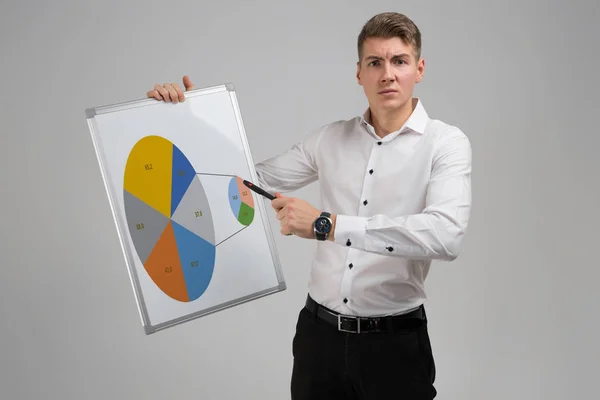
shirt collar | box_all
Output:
[360,98,429,140]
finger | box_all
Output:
[271,199,283,211]
[154,84,170,102]
[171,83,185,102]
[280,224,293,236]
[146,89,163,100]
[271,195,289,210]
[183,75,194,91]
[285,222,294,235]
[276,208,286,221]
[274,203,288,212]
[164,83,179,103]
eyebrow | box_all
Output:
[365,53,410,61]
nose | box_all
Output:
[380,62,395,83]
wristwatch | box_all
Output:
[313,211,333,241]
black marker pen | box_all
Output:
[242,179,276,201]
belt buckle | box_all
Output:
[338,314,360,333]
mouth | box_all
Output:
[378,89,397,95]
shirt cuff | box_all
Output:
[333,215,367,249]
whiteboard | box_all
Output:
[85,83,286,335]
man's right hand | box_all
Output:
[146,75,194,103]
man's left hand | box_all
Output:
[271,193,320,239]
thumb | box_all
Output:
[182,75,194,91]
[272,192,285,211]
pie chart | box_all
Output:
[228,176,255,226]
[123,135,216,303]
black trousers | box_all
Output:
[290,301,437,399]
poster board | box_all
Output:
[85,83,286,334]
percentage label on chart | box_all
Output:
[195,210,203,217]
[165,266,173,273]
[136,223,145,230]
[144,163,153,171]
[190,260,199,268]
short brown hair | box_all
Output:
[357,12,422,62]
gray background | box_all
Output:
[1,0,598,399]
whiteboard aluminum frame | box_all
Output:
[85,83,286,335]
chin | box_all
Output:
[377,99,404,111]
[367,92,407,111]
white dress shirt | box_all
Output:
[255,99,472,317]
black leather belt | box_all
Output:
[305,295,426,334]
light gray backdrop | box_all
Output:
[1,0,598,399]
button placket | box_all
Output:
[358,142,380,216]
[341,245,362,306]
[341,258,356,305]
[340,252,355,306]
[340,139,381,306]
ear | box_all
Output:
[356,61,363,86]
[415,58,425,83]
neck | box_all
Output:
[369,98,416,138]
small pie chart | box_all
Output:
[122,135,216,303]
[228,176,255,226]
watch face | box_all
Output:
[315,217,331,234]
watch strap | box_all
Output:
[314,211,332,241]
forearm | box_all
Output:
[330,210,469,260]
[326,128,473,261]
[328,136,472,261]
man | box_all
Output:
[147,12,471,400]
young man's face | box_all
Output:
[356,36,424,113]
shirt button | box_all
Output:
[369,169,374,175]
[386,246,394,252]
[346,239,352,246]
[343,298,348,304]
[377,141,382,145]
[349,263,353,269]
[363,200,368,205]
